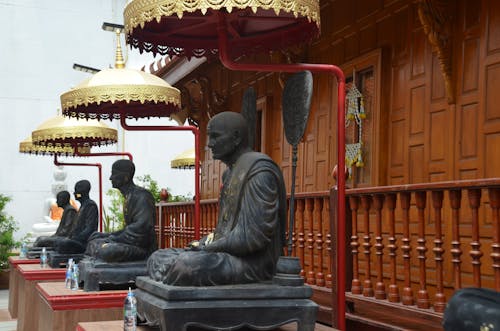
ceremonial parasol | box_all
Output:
[123,1,347,328]
[59,23,202,240]
[19,137,90,156]
[30,114,131,231]
[170,148,195,169]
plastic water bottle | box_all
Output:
[65,259,74,289]
[40,247,48,268]
[123,287,137,331]
[19,243,27,259]
[71,264,79,290]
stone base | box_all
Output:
[27,247,54,259]
[78,257,149,292]
[135,276,318,331]
[47,252,84,268]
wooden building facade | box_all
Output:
[154,0,500,329]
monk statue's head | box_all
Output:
[207,111,250,165]
[56,190,71,208]
[110,159,135,189]
[74,180,91,201]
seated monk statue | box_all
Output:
[85,159,157,262]
[33,190,77,248]
[54,180,98,254]
[147,111,286,286]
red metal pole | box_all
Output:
[119,117,201,240]
[75,151,133,161]
[53,154,104,232]
[217,13,347,330]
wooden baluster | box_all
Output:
[373,194,386,300]
[297,199,306,277]
[349,196,362,294]
[386,193,400,303]
[314,197,325,286]
[400,191,414,305]
[361,195,374,297]
[174,206,179,248]
[305,199,315,284]
[415,191,430,309]
[165,206,172,248]
[488,188,500,291]
[449,189,462,289]
[322,196,331,288]
[431,191,446,312]
[468,189,483,287]
[326,232,332,288]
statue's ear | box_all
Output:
[232,129,242,146]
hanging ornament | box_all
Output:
[345,69,366,174]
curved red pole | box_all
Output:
[119,117,201,240]
[53,154,104,232]
[217,13,347,330]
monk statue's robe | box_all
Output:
[34,203,77,248]
[85,185,157,262]
[56,197,98,254]
[147,151,286,286]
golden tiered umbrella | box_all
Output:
[60,32,180,121]
[31,115,117,148]
[19,137,91,156]
[123,1,347,328]
[30,115,126,230]
[170,148,195,169]
[58,26,201,240]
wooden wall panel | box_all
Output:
[459,103,479,160]
[462,38,480,94]
[487,0,500,54]
[390,119,406,176]
[431,54,446,101]
[409,145,426,182]
[410,86,425,136]
[485,133,500,177]
[411,29,426,78]
[485,63,500,121]
[429,110,447,163]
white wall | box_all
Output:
[0,0,195,240]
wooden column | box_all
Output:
[415,191,429,309]
[361,195,373,297]
[488,188,500,291]
[400,191,414,305]
[349,196,362,294]
[373,194,386,300]
[468,189,483,287]
[386,193,400,303]
[431,190,446,312]
[449,189,462,289]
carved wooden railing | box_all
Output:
[342,178,500,329]
[155,192,333,288]
[154,178,500,329]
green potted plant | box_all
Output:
[0,194,20,289]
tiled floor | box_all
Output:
[0,290,16,331]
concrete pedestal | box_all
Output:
[37,282,127,331]
[78,257,148,291]
[7,256,39,318]
[135,276,318,331]
[16,263,65,331]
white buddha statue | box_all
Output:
[29,166,78,242]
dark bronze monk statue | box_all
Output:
[33,190,77,248]
[147,111,286,286]
[85,159,157,262]
[55,180,98,254]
